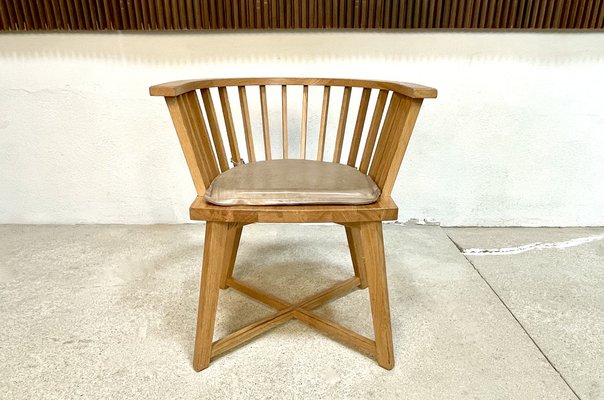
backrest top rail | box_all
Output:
[149,78,437,99]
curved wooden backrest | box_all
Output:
[150,78,437,197]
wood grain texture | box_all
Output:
[300,84,309,159]
[217,275,376,357]
[293,309,376,355]
[259,84,271,160]
[211,304,295,358]
[345,225,368,288]
[281,85,288,158]
[4,0,600,31]
[150,78,437,99]
[370,93,423,195]
[237,85,256,163]
[219,225,244,289]
[227,277,290,309]
[317,85,331,161]
[189,195,399,223]
[333,86,352,163]
[358,221,394,369]
[199,88,227,171]
[218,86,241,165]
[359,89,388,173]
[152,77,437,372]
[193,221,232,371]
[166,93,219,193]
[348,87,372,167]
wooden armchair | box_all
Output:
[150,78,436,371]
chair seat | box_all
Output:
[204,159,381,206]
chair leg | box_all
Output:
[193,221,234,371]
[358,221,395,370]
[220,225,243,289]
[345,225,368,288]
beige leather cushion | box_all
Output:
[204,159,381,206]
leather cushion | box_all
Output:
[204,159,381,206]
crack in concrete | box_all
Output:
[8,88,86,98]
[445,232,583,400]
[462,233,604,256]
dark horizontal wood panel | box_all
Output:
[1,0,602,30]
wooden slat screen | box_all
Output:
[1,1,602,31]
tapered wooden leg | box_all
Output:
[345,225,368,288]
[358,221,394,370]
[193,221,233,371]
[219,225,243,289]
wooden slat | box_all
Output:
[199,88,229,172]
[579,0,593,28]
[285,0,292,28]
[361,0,368,27]
[0,1,12,30]
[299,277,361,309]
[359,90,388,174]
[347,88,371,167]
[281,85,288,158]
[6,0,21,30]
[293,309,376,356]
[317,86,331,161]
[140,0,149,28]
[293,0,299,27]
[371,94,424,196]
[26,0,40,29]
[13,1,25,29]
[237,86,256,163]
[21,0,35,29]
[259,85,271,160]
[301,0,307,27]
[132,0,142,29]
[224,0,231,28]
[262,0,269,28]
[333,86,352,163]
[227,278,289,309]
[440,0,450,26]
[200,0,209,28]
[166,94,214,193]
[211,304,295,358]
[589,0,602,28]
[218,86,241,166]
[486,0,496,27]
[183,92,220,183]
[369,93,403,187]
[300,84,309,159]
[216,0,224,28]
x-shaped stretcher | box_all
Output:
[210,276,376,359]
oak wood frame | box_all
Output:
[150,77,436,371]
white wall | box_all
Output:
[1,32,603,226]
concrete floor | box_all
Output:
[0,224,602,399]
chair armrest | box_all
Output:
[385,81,437,98]
[149,80,204,97]
[149,78,437,99]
